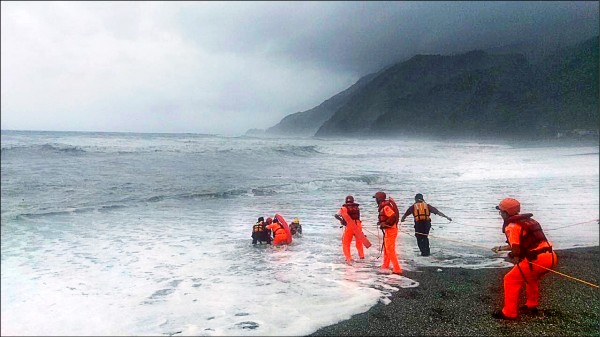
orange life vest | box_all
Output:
[505,213,551,260]
[271,223,285,236]
[413,202,431,221]
[378,198,399,228]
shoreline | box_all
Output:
[309,246,599,336]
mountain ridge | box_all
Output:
[252,35,599,140]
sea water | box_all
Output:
[1,130,598,336]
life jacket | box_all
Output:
[505,213,551,260]
[272,223,285,236]
[253,222,264,233]
[344,202,361,220]
[378,198,399,228]
[413,201,431,222]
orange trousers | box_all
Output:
[502,251,557,318]
[272,234,287,246]
[342,225,364,261]
[381,227,402,273]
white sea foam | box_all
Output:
[1,131,598,336]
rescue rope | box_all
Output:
[545,218,599,231]
[450,219,599,231]
[362,225,383,259]
[529,261,599,289]
[399,228,599,289]
[449,220,496,229]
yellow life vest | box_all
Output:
[413,202,430,221]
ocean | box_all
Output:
[1,130,598,336]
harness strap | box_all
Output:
[525,245,553,261]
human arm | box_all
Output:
[491,245,511,253]
[379,205,396,228]
[400,206,413,223]
[429,205,452,221]
[334,214,346,226]
[492,224,522,261]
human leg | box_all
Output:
[525,251,557,308]
[356,238,365,259]
[502,262,527,318]
[342,229,353,261]
[415,222,431,256]
[384,228,401,273]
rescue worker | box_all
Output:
[252,217,264,245]
[251,217,272,245]
[335,195,365,263]
[491,197,557,320]
[400,193,452,256]
[267,216,289,246]
[373,191,402,274]
[290,218,303,236]
[264,217,273,243]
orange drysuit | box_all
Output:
[267,222,289,246]
[378,201,402,274]
[338,205,365,262]
[501,221,557,318]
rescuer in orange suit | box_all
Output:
[335,195,365,263]
[373,191,402,274]
[491,198,558,320]
[266,216,289,246]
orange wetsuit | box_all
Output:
[338,205,365,262]
[379,201,402,274]
[501,218,557,318]
[267,222,288,246]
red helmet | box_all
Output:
[496,198,520,216]
[373,191,386,202]
[266,217,273,224]
[345,195,354,204]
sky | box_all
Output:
[1,1,598,136]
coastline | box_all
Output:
[309,246,599,336]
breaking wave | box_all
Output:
[1,144,86,155]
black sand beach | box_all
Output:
[310,246,599,336]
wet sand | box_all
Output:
[310,246,599,336]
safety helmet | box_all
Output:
[415,193,424,201]
[293,218,300,224]
[345,195,354,204]
[373,191,386,202]
[273,217,279,223]
[266,217,273,223]
[496,198,520,216]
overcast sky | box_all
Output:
[1,1,598,136]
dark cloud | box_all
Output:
[1,1,598,135]
[174,1,599,75]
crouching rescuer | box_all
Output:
[491,197,557,320]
